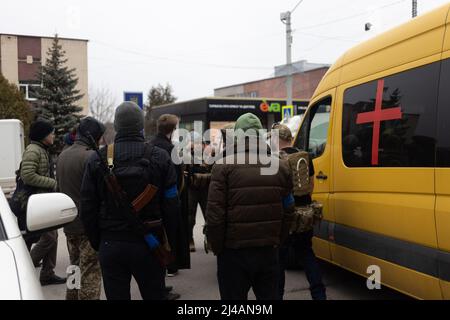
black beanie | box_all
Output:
[29,119,54,142]
[77,116,106,142]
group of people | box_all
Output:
[18,101,326,300]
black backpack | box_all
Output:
[8,163,36,231]
[103,143,161,222]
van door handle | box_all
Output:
[316,172,328,180]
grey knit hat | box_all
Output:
[114,101,144,135]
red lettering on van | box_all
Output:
[356,79,402,166]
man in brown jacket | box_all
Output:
[205,113,295,300]
[57,117,105,299]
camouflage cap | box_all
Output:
[273,124,293,141]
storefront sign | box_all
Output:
[260,101,281,113]
[209,104,256,110]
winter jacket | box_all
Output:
[205,141,295,255]
[149,133,190,269]
[80,133,181,255]
[150,133,184,191]
[56,141,95,235]
[20,141,56,192]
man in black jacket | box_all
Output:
[150,115,183,191]
[80,102,181,300]
[150,114,190,296]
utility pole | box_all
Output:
[281,0,304,115]
[281,11,293,111]
[412,0,418,18]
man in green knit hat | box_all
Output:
[205,112,295,300]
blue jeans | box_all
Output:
[279,230,327,300]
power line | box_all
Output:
[294,31,359,43]
[297,0,408,30]
[90,40,272,71]
[291,0,305,14]
[304,0,359,17]
[90,1,409,73]
[106,1,376,63]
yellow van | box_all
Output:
[293,3,450,299]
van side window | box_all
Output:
[342,62,439,167]
[437,58,450,167]
[295,97,332,159]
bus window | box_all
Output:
[342,62,439,168]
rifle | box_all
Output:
[86,132,174,267]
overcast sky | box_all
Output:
[1,0,449,104]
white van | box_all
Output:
[0,120,25,196]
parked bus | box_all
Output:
[293,3,450,299]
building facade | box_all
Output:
[214,60,329,100]
[0,34,89,115]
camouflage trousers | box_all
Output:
[65,234,102,300]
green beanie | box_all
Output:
[234,113,263,133]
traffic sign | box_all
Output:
[282,105,294,120]
[124,92,144,109]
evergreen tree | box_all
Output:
[34,34,83,154]
[144,83,177,137]
[0,74,32,144]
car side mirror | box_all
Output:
[26,193,77,232]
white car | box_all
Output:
[0,189,77,299]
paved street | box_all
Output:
[41,208,410,300]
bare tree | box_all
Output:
[102,122,116,145]
[89,86,116,123]
[89,86,117,146]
